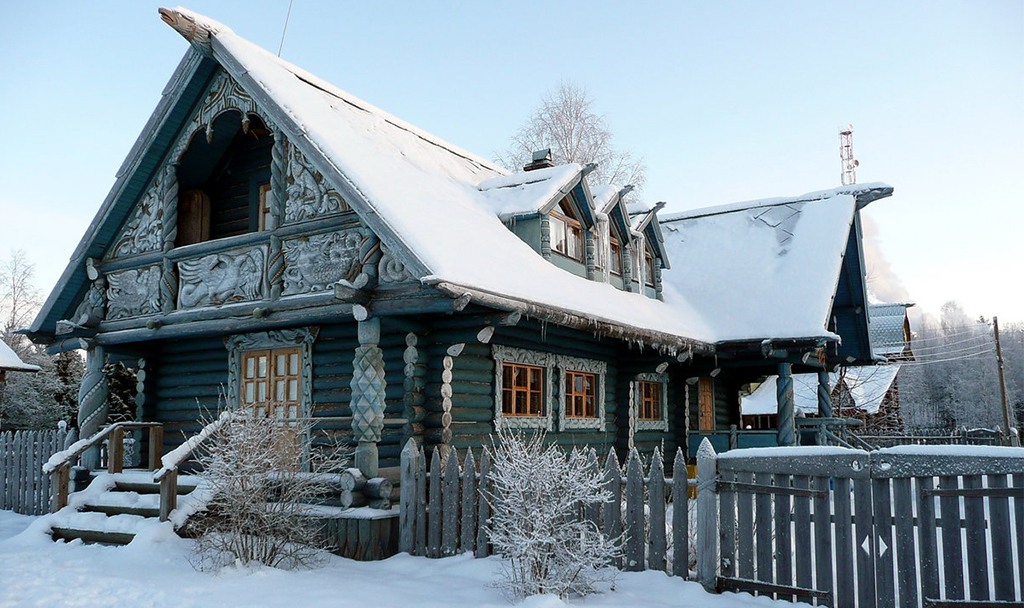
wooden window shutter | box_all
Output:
[698,376,715,431]
[176,189,211,247]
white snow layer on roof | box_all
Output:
[660,190,858,342]
[741,365,901,416]
[661,182,891,223]
[476,164,580,218]
[0,340,40,373]
[212,22,718,344]
[590,184,620,213]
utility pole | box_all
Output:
[992,316,1014,445]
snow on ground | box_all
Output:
[0,510,796,608]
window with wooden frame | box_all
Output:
[257,183,272,231]
[501,363,544,417]
[698,376,715,431]
[564,371,597,418]
[609,237,623,276]
[644,247,656,286]
[638,380,662,421]
[241,347,302,421]
[548,198,584,262]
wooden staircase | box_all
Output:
[48,471,202,545]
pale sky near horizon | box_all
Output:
[0,1,1021,324]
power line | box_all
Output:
[912,341,998,358]
[897,349,995,367]
[277,0,295,57]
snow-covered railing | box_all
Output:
[153,410,233,522]
[43,421,164,512]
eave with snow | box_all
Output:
[23,6,896,548]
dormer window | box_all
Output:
[549,198,584,262]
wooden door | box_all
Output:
[698,376,715,431]
[240,348,303,461]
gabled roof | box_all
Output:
[29,7,714,352]
[659,184,892,344]
[0,341,40,373]
[591,184,634,243]
[477,164,582,220]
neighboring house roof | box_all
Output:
[869,302,914,357]
[0,341,40,373]
[741,365,901,417]
[659,184,891,346]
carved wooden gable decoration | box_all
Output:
[59,67,417,332]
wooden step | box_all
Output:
[50,526,135,546]
[80,503,161,518]
[113,479,197,495]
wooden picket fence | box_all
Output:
[398,439,696,577]
[0,428,70,515]
[701,443,1024,607]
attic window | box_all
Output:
[549,198,584,262]
[644,247,656,286]
[609,237,623,276]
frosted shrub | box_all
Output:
[486,429,620,600]
[190,411,346,571]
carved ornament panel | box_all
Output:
[281,228,364,296]
[106,266,161,320]
[108,179,164,258]
[177,245,267,309]
[284,143,348,224]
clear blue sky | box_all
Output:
[1,1,1021,323]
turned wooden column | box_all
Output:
[78,344,109,470]
[776,362,796,447]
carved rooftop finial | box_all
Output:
[159,7,227,54]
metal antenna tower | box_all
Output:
[839,124,858,185]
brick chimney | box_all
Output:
[523,148,554,172]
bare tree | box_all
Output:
[495,81,646,192]
[0,249,42,357]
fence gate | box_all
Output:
[0,428,70,515]
[705,444,1024,608]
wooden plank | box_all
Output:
[917,476,940,605]
[736,470,755,581]
[939,475,965,601]
[415,445,427,556]
[754,472,773,585]
[962,475,989,601]
[603,450,623,569]
[986,474,1013,601]
[874,477,896,608]
[648,448,666,572]
[696,439,718,592]
[428,447,442,558]
[441,448,460,556]
[718,575,832,600]
[583,449,601,537]
[893,477,919,608]
[671,448,689,578]
[718,469,736,580]
[792,475,813,604]
[460,450,476,555]
[624,448,645,572]
[853,476,877,608]
[717,451,870,477]
[774,472,793,599]
[834,477,855,608]
[399,439,417,553]
[1013,473,1024,599]
[869,454,1024,478]
[0,432,8,511]
[13,433,22,513]
[475,449,490,558]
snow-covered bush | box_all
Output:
[189,411,347,571]
[485,429,620,600]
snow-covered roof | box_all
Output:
[162,8,716,349]
[741,365,901,417]
[659,184,890,343]
[477,164,581,219]
[868,303,913,356]
[589,184,619,214]
[0,341,40,373]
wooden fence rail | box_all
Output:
[0,428,69,515]
[399,440,696,577]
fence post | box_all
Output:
[696,438,719,592]
[399,439,417,553]
[672,447,689,578]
